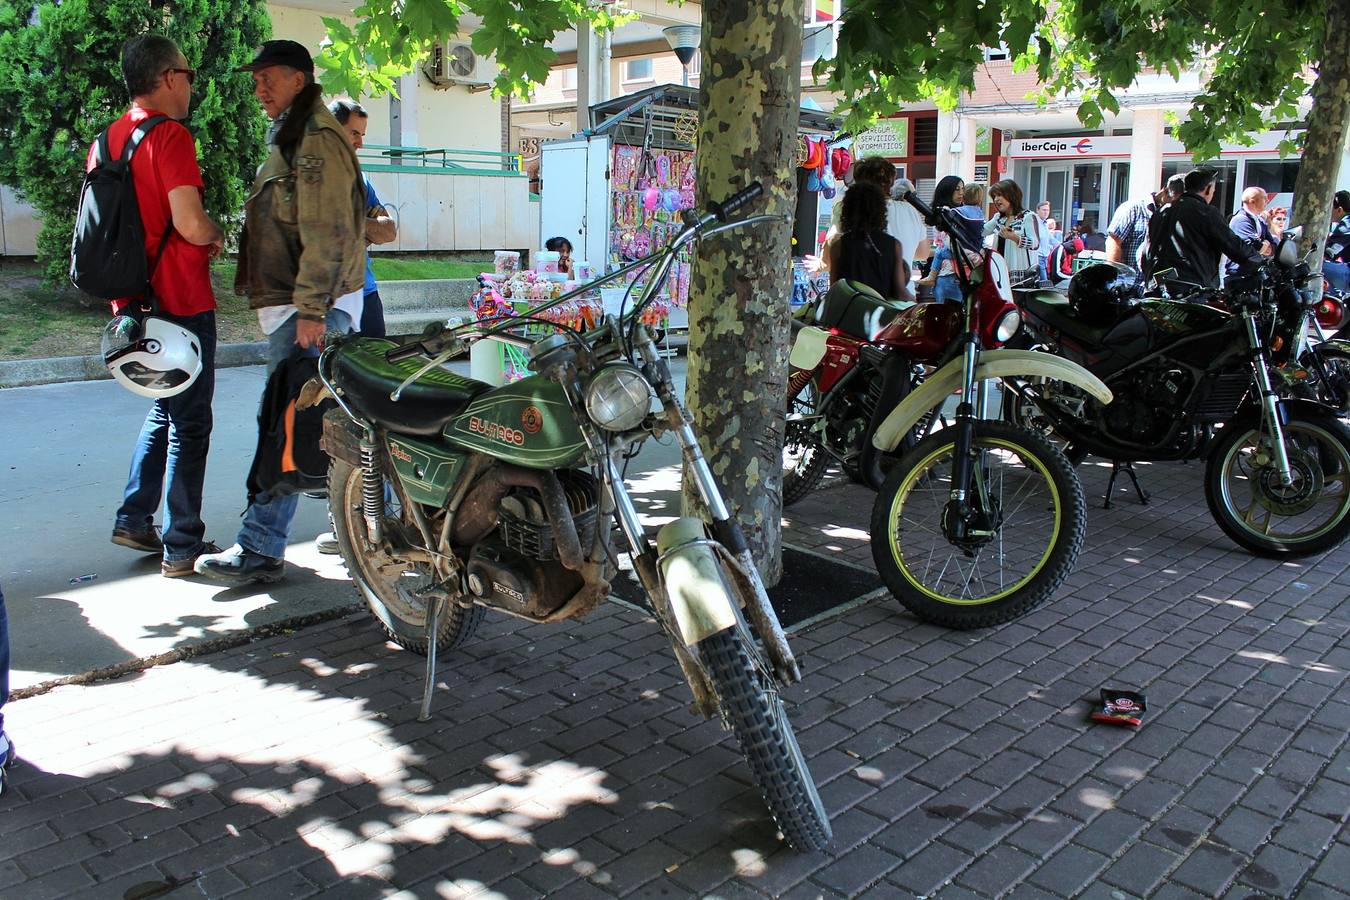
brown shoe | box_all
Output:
[162,541,223,578]
[112,525,163,554]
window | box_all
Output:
[1162,159,1239,213]
[560,67,577,90]
[623,58,653,82]
[983,45,1010,61]
[913,116,938,156]
[1243,159,1301,195]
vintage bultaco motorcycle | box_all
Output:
[858,192,1113,629]
[315,184,831,851]
[1008,228,1350,557]
[782,261,1022,504]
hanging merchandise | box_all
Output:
[801,136,826,171]
[830,146,853,180]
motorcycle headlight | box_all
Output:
[585,364,654,431]
[994,308,1022,343]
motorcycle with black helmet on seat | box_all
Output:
[1006,226,1350,557]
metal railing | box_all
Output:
[358,144,525,177]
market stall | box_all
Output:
[539,84,838,331]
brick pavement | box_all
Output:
[2,460,1349,899]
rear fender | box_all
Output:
[871,350,1114,452]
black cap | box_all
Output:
[238,39,314,74]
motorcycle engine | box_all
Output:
[1102,365,1192,445]
[466,470,597,619]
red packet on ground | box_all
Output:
[1091,689,1146,727]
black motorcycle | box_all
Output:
[1006,238,1350,558]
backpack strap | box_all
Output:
[119,115,170,163]
[120,115,173,316]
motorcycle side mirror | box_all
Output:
[1278,226,1303,268]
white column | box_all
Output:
[392,73,420,148]
[575,25,593,133]
[935,108,959,178]
[1127,107,1165,201]
[955,117,977,183]
[598,28,612,103]
[936,110,979,182]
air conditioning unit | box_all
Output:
[424,41,492,88]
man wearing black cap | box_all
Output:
[196,39,366,585]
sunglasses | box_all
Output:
[164,67,196,87]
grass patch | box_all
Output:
[0,253,488,362]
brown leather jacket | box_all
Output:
[235,83,366,321]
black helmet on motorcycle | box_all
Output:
[1067,261,1142,327]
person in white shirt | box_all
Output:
[887,177,931,280]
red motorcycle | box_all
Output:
[783,253,1023,504]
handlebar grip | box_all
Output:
[710,182,764,222]
[902,190,937,226]
[386,342,424,363]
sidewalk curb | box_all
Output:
[8,601,362,702]
[0,341,269,389]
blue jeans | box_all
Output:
[360,290,386,337]
[115,310,216,562]
[0,584,9,736]
[1324,261,1350,294]
[237,309,353,559]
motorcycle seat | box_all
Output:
[813,280,913,340]
[331,337,491,437]
[1019,292,1115,347]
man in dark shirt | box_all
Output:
[1146,166,1262,293]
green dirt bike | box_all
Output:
[316,184,830,851]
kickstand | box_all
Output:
[1104,460,1149,509]
[418,595,444,722]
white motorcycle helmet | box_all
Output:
[102,315,203,399]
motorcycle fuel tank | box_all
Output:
[444,374,588,470]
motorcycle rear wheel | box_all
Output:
[870,420,1086,629]
[783,381,829,506]
[330,458,484,653]
[1205,411,1350,557]
[698,627,832,852]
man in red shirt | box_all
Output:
[98,34,225,577]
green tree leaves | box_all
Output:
[316,0,632,100]
[0,0,269,283]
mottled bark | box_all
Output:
[684,0,803,585]
[1290,0,1350,290]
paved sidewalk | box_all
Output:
[2,461,1349,898]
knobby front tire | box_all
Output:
[870,420,1086,629]
[698,628,832,852]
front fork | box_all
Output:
[944,338,995,540]
[1245,313,1295,486]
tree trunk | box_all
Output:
[1290,0,1350,289]
[684,0,803,585]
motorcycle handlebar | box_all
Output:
[902,190,983,256]
[709,182,764,222]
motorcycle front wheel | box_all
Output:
[329,458,484,653]
[1205,411,1350,557]
[783,380,829,506]
[697,625,831,852]
[870,420,1086,629]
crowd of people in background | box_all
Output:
[819,158,1350,305]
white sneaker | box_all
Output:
[316,532,340,555]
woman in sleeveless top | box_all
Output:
[983,179,1042,286]
[824,182,911,301]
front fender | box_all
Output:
[871,349,1115,452]
[655,518,738,646]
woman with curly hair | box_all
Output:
[824,182,911,301]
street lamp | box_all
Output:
[662,25,700,87]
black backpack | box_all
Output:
[246,355,337,505]
[70,115,171,301]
